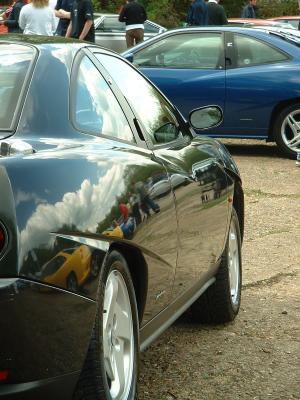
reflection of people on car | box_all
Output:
[114,203,135,240]
[129,191,142,225]
[134,180,160,215]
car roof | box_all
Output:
[0,33,123,55]
[268,16,300,20]
[228,18,278,25]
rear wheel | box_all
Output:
[191,207,242,323]
[273,103,300,158]
[73,251,139,400]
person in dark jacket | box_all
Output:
[187,0,208,26]
[207,0,227,25]
[119,0,147,48]
[241,0,257,18]
[0,0,25,32]
[54,0,74,36]
[65,0,95,42]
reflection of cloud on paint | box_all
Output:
[19,165,124,262]
[15,190,47,207]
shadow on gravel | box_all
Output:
[220,140,282,159]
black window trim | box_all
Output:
[69,48,144,147]
[0,42,38,137]
[90,49,193,150]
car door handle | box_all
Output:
[0,140,35,157]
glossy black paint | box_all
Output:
[0,35,244,398]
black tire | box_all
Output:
[66,272,78,293]
[73,250,139,400]
[273,103,300,159]
[191,207,242,324]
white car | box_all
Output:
[94,13,167,53]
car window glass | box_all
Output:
[234,34,288,67]
[94,53,184,145]
[0,44,34,133]
[96,16,125,32]
[73,55,134,142]
[132,33,223,69]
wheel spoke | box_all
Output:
[287,132,300,148]
[111,339,126,400]
[228,220,240,306]
[287,114,300,131]
[104,273,119,332]
[102,268,135,400]
[114,303,132,342]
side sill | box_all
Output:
[140,277,216,352]
[0,372,79,400]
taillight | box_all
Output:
[0,222,7,254]
[0,370,9,382]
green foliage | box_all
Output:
[91,0,299,26]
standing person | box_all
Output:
[0,0,25,33]
[187,0,208,26]
[54,0,73,36]
[119,0,147,49]
[65,0,95,42]
[19,0,57,35]
[207,0,228,25]
[241,0,257,18]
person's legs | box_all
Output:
[126,29,135,48]
[134,28,144,45]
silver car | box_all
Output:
[94,13,166,53]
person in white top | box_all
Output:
[19,0,57,35]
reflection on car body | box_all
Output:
[0,35,244,400]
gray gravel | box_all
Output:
[138,139,300,400]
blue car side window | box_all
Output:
[132,33,223,69]
[234,34,288,67]
[74,56,134,142]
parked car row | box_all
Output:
[123,26,300,158]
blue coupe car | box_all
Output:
[123,27,300,158]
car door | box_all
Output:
[92,51,230,301]
[89,50,182,324]
[223,31,292,137]
[132,31,226,130]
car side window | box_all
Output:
[94,53,185,145]
[96,16,125,32]
[73,55,134,142]
[132,33,223,69]
[234,34,288,67]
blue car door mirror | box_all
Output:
[189,106,223,130]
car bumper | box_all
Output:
[0,278,96,399]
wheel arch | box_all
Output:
[233,180,244,243]
[109,242,148,324]
[268,97,300,141]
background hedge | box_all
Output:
[96,0,300,28]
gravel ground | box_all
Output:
[138,139,300,400]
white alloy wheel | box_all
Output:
[228,217,240,309]
[103,270,134,400]
[280,109,300,153]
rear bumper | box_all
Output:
[0,278,96,398]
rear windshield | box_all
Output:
[0,44,35,134]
